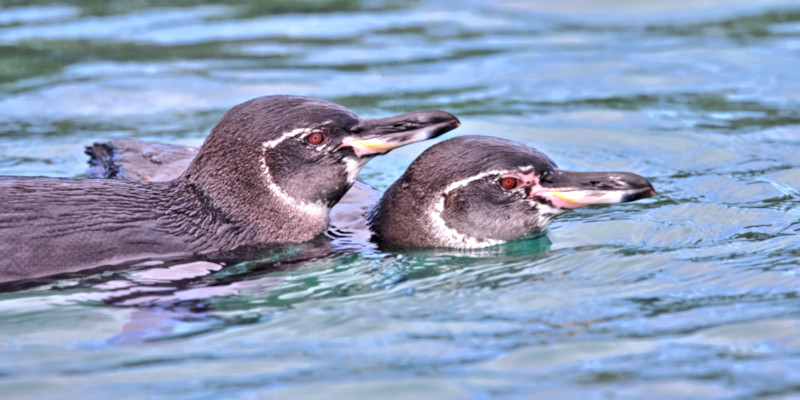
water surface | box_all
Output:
[1,0,799,398]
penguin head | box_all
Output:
[371,135,655,248]
[185,95,459,218]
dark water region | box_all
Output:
[1,0,800,398]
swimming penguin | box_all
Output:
[370,135,655,248]
[83,134,655,251]
[0,95,460,283]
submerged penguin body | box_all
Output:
[2,177,195,279]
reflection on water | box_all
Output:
[1,0,800,398]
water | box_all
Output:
[1,0,799,398]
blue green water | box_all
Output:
[1,0,800,398]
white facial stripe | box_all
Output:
[344,157,362,185]
[429,198,504,248]
[263,126,334,152]
[260,138,327,218]
[428,166,537,248]
[263,127,310,149]
[442,166,536,195]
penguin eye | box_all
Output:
[499,177,519,190]
[306,132,326,145]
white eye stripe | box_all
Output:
[262,128,310,149]
[442,166,536,195]
[263,128,334,153]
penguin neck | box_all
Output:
[173,163,331,250]
[369,178,433,247]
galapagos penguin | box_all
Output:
[0,95,460,282]
[369,135,655,248]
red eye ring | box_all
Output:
[306,132,325,145]
[499,177,519,190]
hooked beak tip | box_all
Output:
[341,110,460,157]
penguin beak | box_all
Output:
[532,170,656,209]
[341,110,460,157]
